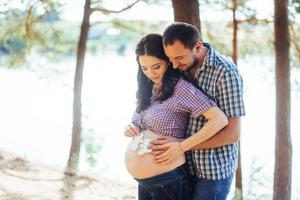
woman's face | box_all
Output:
[138,55,168,85]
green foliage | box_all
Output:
[200,0,299,68]
[87,19,168,56]
[81,128,103,168]
[33,22,79,59]
[0,0,75,67]
[0,36,27,67]
[290,24,300,68]
[233,188,242,200]
[291,0,300,13]
[110,19,168,54]
[202,0,255,18]
[245,159,272,200]
[1,0,170,68]
[3,37,26,53]
[1,0,299,69]
[239,23,274,56]
[200,0,273,60]
[202,21,274,58]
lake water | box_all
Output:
[0,53,299,199]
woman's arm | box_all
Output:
[153,106,228,164]
[190,117,240,149]
[180,106,228,152]
[124,123,141,137]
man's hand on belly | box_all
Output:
[153,142,185,165]
[149,136,183,156]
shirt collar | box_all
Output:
[194,43,218,76]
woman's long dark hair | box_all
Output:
[135,34,181,113]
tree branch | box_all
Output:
[25,6,34,40]
[91,0,102,4]
[237,17,272,25]
[90,20,111,27]
[91,0,140,14]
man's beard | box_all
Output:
[186,55,199,71]
[180,55,200,80]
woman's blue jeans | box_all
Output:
[135,164,192,200]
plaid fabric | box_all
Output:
[185,43,245,180]
[132,79,216,139]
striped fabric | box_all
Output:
[185,43,245,180]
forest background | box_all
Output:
[0,0,299,199]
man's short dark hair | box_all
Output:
[163,22,200,49]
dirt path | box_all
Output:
[0,151,137,200]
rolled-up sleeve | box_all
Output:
[175,79,216,118]
[131,111,146,130]
[216,70,245,117]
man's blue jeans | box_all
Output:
[135,164,192,200]
[192,175,233,200]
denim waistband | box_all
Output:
[135,164,188,187]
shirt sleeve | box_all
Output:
[131,111,146,130]
[216,69,245,117]
[175,79,216,118]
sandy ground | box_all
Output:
[0,151,137,200]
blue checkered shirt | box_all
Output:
[185,43,245,180]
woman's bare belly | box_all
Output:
[125,129,186,179]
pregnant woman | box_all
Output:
[124,34,228,200]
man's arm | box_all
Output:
[191,117,241,149]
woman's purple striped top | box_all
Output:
[132,79,216,139]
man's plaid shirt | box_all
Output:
[185,43,245,180]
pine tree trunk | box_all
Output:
[232,0,238,65]
[232,1,242,199]
[171,0,201,40]
[273,0,292,199]
[235,143,243,199]
[67,0,91,171]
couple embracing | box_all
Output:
[124,22,245,200]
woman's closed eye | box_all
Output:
[152,65,160,70]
